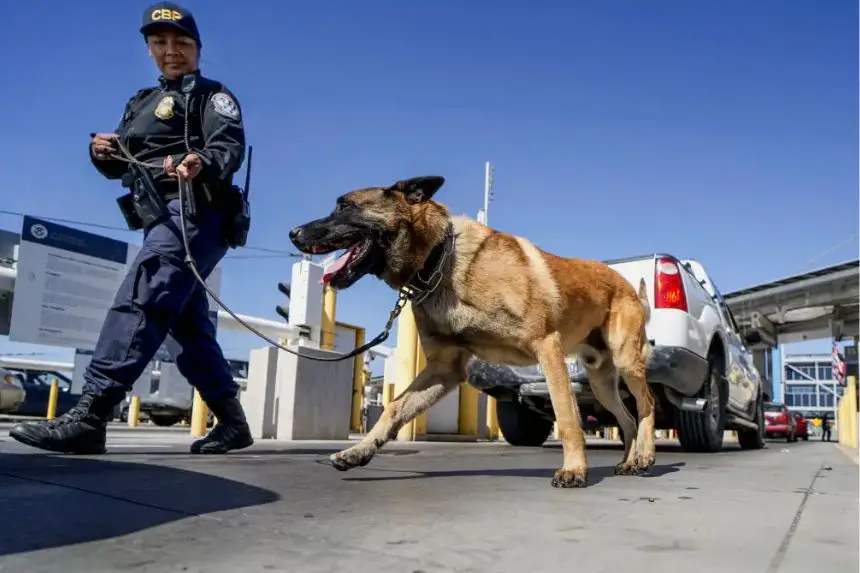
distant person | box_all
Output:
[821,412,832,442]
[9,2,253,455]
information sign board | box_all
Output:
[9,215,221,352]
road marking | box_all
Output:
[766,462,827,573]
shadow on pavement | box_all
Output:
[551,441,752,454]
[125,447,422,457]
[0,453,280,557]
[339,461,686,487]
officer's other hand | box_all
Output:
[91,133,118,160]
[165,153,203,180]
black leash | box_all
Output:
[106,94,449,362]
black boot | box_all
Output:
[8,393,116,455]
[190,395,254,454]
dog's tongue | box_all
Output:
[321,246,355,284]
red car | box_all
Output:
[764,402,797,442]
[792,412,809,440]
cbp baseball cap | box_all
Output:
[140,2,202,47]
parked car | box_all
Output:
[764,402,797,442]
[467,253,768,453]
[2,368,81,418]
[129,358,247,426]
[792,412,809,440]
[137,371,213,427]
[0,368,26,413]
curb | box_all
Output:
[834,444,859,465]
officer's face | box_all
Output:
[146,30,199,79]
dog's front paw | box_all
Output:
[551,468,588,488]
[330,445,376,471]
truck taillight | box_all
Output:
[654,257,688,312]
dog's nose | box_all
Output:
[289,227,303,242]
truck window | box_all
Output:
[720,302,743,335]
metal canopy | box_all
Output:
[722,259,859,347]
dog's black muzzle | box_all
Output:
[289,215,364,255]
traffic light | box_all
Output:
[275,281,290,322]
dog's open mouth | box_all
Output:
[320,236,373,285]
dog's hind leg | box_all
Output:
[606,303,656,475]
[534,332,589,488]
[584,359,638,474]
[329,346,469,472]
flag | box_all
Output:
[832,341,846,385]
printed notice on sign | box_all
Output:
[9,216,133,349]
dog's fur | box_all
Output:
[289,176,655,487]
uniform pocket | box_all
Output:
[132,248,198,316]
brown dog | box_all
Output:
[288,175,655,487]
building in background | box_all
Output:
[782,353,843,420]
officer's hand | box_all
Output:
[165,153,203,180]
[91,133,118,160]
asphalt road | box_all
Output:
[0,423,857,573]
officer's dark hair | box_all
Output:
[142,28,201,49]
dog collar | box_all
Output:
[403,221,454,304]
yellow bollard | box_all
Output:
[382,382,395,406]
[320,285,337,351]
[350,328,366,433]
[486,397,499,440]
[841,401,847,444]
[46,378,59,420]
[458,383,479,436]
[838,400,844,444]
[413,334,428,437]
[127,396,141,428]
[843,401,849,444]
[190,389,209,437]
[847,376,857,449]
[393,301,418,441]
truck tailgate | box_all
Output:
[605,256,655,309]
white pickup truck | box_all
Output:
[467,253,768,453]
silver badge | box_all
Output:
[211,92,240,120]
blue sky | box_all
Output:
[0,0,857,371]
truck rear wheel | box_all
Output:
[677,353,726,453]
[497,399,553,447]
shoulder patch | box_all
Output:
[211,92,240,120]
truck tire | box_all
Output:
[737,390,765,450]
[677,353,726,453]
[497,399,553,447]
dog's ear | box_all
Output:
[389,176,445,204]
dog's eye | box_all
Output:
[335,201,351,213]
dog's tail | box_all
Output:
[637,277,654,367]
[637,277,651,324]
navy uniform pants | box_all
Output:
[82,198,238,405]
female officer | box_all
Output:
[10,2,254,455]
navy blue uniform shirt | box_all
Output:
[91,69,246,200]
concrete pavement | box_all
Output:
[0,423,856,573]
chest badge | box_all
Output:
[154,95,175,120]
